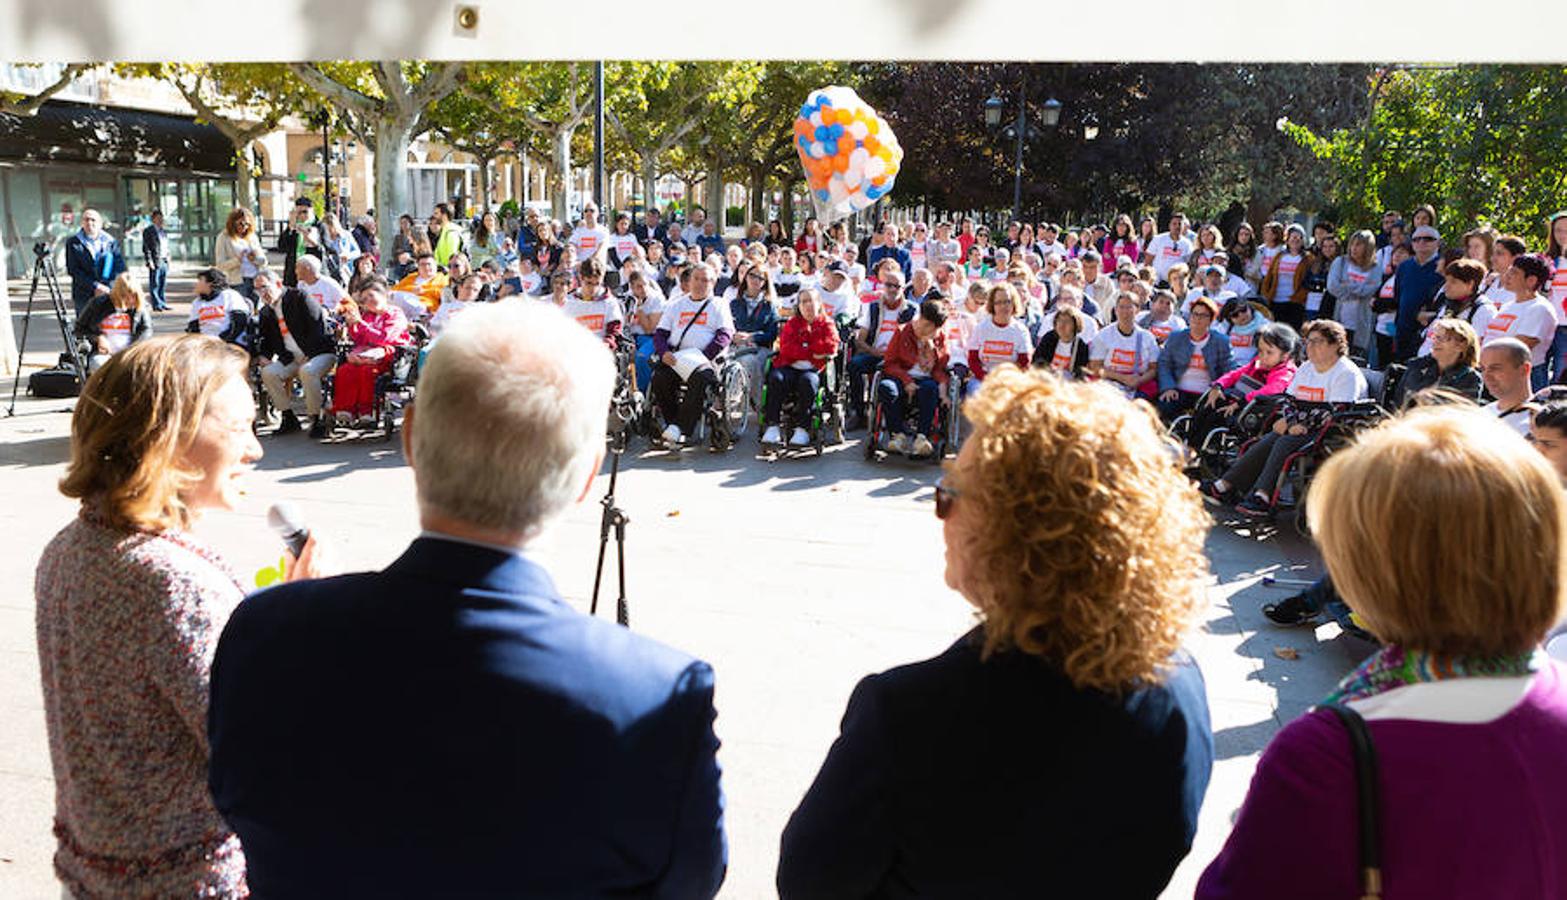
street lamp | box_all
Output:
[985,90,1062,226]
[311,108,332,219]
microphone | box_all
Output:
[266,502,311,558]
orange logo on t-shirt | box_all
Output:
[1230,332,1252,349]
[1052,351,1071,371]
[101,312,130,335]
[199,304,226,324]
[1296,386,1326,402]
[1189,351,1207,371]
[678,311,709,327]
[1488,313,1516,336]
[983,339,1016,361]
[577,314,605,334]
[1108,348,1137,372]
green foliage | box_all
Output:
[1283,65,1567,242]
[726,205,744,227]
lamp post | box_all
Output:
[985,90,1061,226]
[311,109,332,219]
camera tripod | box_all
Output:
[7,243,86,417]
[590,428,631,627]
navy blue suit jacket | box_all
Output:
[64,231,126,312]
[209,537,726,899]
[778,629,1213,900]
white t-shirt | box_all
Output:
[1220,314,1265,368]
[907,240,929,272]
[1271,253,1303,303]
[1483,400,1533,437]
[1145,233,1195,281]
[561,291,625,340]
[657,293,735,352]
[930,238,963,266]
[570,224,612,263]
[859,300,912,352]
[1416,300,1496,358]
[299,275,347,312]
[969,316,1033,371]
[516,271,543,296]
[1288,356,1367,404]
[1139,312,1185,345]
[189,288,247,338]
[428,298,471,336]
[943,309,976,362]
[1176,334,1215,394]
[609,230,640,263]
[100,309,134,353]
[1090,324,1159,395]
[1182,289,1237,317]
[817,287,857,321]
[624,290,665,336]
[1483,295,1557,366]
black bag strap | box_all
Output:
[1321,703,1383,900]
[673,298,713,350]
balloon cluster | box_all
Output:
[794,86,903,223]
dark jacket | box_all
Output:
[729,293,778,351]
[351,223,379,262]
[141,224,169,267]
[256,288,337,364]
[1158,328,1235,393]
[778,628,1213,900]
[1393,358,1483,409]
[882,322,950,387]
[210,538,727,900]
[64,231,127,312]
[274,219,319,287]
[866,244,912,282]
[74,296,152,346]
[1032,330,1092,378]
[1393,255,1443,360]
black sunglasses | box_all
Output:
[934,477,960,520]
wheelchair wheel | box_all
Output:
[722,364,750,441]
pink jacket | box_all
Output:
[347,306,410,354]
[1214,358,1296,402]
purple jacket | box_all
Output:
[1198,661,1567,899]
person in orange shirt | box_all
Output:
[390,253,449,318]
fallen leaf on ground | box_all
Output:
[666,510,681,517]
[1273,647,1300,661]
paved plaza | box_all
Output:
[1,277,1375,899]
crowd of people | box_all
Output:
[37,194,1567,898]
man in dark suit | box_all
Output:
[274,197,319,287]
[63,208,126,316]
[141,210,170,311]
[209,301,726,899]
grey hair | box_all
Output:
[296,254,323,275]
[1483,337,1531,369]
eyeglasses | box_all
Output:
[1412,236,1438,243]
[934,477,960,519]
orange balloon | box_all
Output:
[863,136,879,154]
[832,154,850,173]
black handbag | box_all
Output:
[1321,703,1383,900]
[28,366,81,398]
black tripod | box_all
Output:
[7,242,86,416]
[590,431,631,627]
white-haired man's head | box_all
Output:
[406,302,614,541]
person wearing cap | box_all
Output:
[1394,224,1445,362]
[816,261,858,324]
[1184,264,1239,317]
[275,198,321,288]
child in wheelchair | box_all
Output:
[872,300,950,459]
[1182,322,1299,458]
[761,289,840,449]
[561,258,626,351]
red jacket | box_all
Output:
[883,322,950,387]
[776,314,839,371]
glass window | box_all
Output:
[123,176,156,262]
[1,168,45,273]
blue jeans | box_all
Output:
[848,352,881,415]
[147,263,168,308]
[1551,325,1567,385]
[878,376,939,435]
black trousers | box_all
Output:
[764,367,820,426]
[650,364,717,435]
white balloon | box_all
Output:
[809,112,823,128]
[843,166,863,189]
[810,141,825,158]
[865,156,887,179]
[828,179,850,202]
[848,120,869,140]
[850,147,869,168]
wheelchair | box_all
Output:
[758,358,844,457]
[1239,398,1389,535]
[608,334,646,444]
[647,354,750,453]
[319,323,429,441]
[863,362,954,464]
[1173,392,1285,482]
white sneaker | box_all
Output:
[334,411,352,426]
[661,423,684,446]
[887,433,911,455]
[762,425,782,445]
[911,434,935,457]
[789,427,811,447]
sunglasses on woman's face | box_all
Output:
[934,476,961,519]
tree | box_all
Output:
[290,61,466,247]
[424,86,527,215]
[1283,64,1567,240]
[606,61,762,216]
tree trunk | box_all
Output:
[706,160,724,234]
[551,127,572,223]
[234,151,257,214]
[373,120,415,258]
[749,168,767,224]
[1245,196,1279,231]
[642,157,658,217]
[779,181,796,234]
[478,154,493,214]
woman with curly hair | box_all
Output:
[779,369,1214,900]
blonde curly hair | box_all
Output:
[948,367,1210,693]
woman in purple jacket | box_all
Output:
[1198,404,1567,899]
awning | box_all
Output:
[0,98,235,174]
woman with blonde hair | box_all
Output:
[214,207,267,300]
[780,369,1213,898]
[1199,405,1567,899]
[1187,223,1225,272]
[74,271,153,372]
[37,335,320,898]
[1327,229,1381,352]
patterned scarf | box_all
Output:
[1323,643,1538,705]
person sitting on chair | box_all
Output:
[187,267,252,349]
[650,262,736,448]
[1033,305,1093,380]
[877,299,950,458]
[762,289,839,448]
[390,252,448,320]
[1393,317,1484,408]
[75,272,153,373]
[1157,296,1233,421]
[560,258,625,351]
[1185,322,1299,453]
[254,269,337,439]
[966,283,1034,396]
[729,262,779,414]
[329,279,410,430]
[846,270,915,430]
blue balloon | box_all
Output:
[866,185,885,200]
[823,140,838,156]
[799,104,812,119]
[815,125,829,141]
[815,189,830,202]
[798,136,809,150]
[829,123,845,139]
